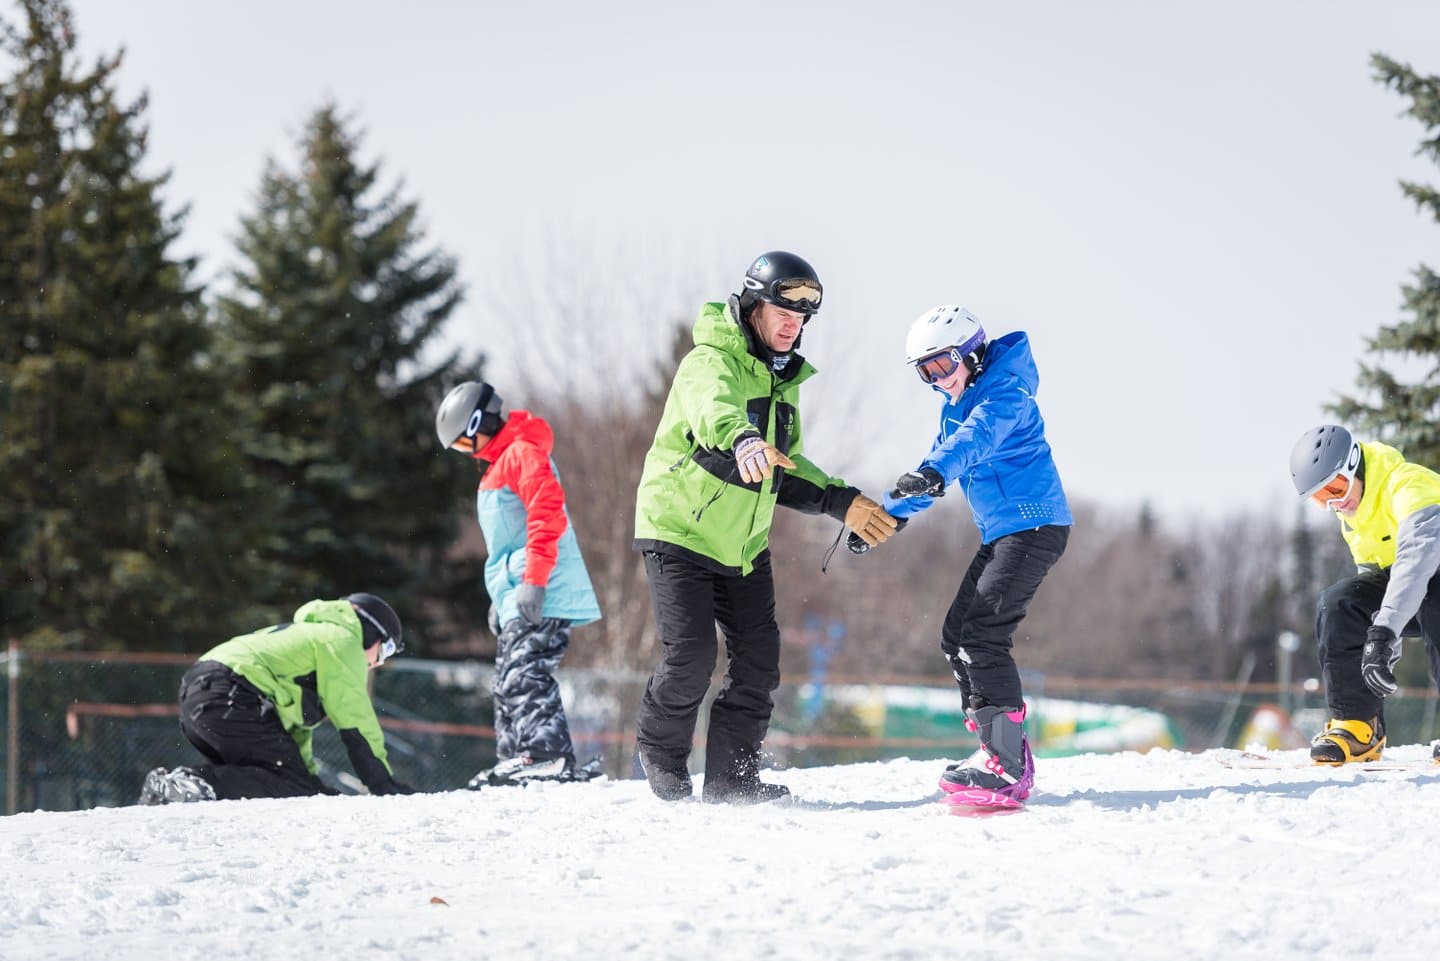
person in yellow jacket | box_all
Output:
[138,594,415,803]
[1289,425,1440,764]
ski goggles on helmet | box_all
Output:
[354,607,403,663]
[1303,471,1356,510]
[913,347,965,385]
[1300,441,1362,510]
[747,277,823,313]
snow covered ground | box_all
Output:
[4,746,1440,961]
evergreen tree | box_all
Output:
[1331,54,1440,466]
[0,0,273,651]
[214,104,479,650]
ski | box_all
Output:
[1217,752,1436,771]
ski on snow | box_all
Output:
[1217,751,1437,771]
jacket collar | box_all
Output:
[475,410,552,463]
[693,300,815,386]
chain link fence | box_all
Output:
[3,643,1437,814]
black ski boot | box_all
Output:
[701,775,791,805]
[640,752,693,801]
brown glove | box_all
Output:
[734,436,797,484]
[844,494,900,547]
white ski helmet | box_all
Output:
[905,305,986,378]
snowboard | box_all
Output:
[937,781,1027,812]
[1217,751,1436,771]
[468,755,604,790]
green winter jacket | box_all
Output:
[200,599,393,784]
[633,299,860,575]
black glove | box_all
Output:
[890,467,945,499]
[1361,625,1402,698]
[515,582,545,626]
[847,518,907,554]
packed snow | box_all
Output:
[4,746,1440,961]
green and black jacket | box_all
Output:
[633,298,860,575]
[199,599,394,787]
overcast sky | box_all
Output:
[61,0,1440,525]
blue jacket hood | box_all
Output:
[980,332,1039,394]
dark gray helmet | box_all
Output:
[435,381,504,450]
[346,592,403,653]
[1290,424,1361,498]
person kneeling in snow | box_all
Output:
[138,594,415,804]
[435,381,603,788]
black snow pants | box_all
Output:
[1316,568,1440,722]
[941,525,1069,707]
[494,617,575,763]
[178,661,335,800]
[635,549,781,784]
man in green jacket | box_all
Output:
[139,593,415,803]
[633,250,898,803]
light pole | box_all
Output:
[1277,631,1301,715]
[6,640,18,816]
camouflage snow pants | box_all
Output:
[494,617,575,764]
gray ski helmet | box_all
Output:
[738,250,823,316]
[1289,425,1361,498]
[346,592,404,653]
[435,381,504,450]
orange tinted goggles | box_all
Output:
[1308,472,1354,507]
[915,348,963,385]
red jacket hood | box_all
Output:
[475,410,552,462]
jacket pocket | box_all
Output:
[691,473,727,523]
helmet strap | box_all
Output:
[963,343,987,383]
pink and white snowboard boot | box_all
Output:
[938,701,1034,808]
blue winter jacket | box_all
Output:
[883,331,1072,543]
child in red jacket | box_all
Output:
[436,381,603,786]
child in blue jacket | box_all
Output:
[878,305,1071,806]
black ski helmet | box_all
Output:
[738,250,823,318]
[435,381,505,451]
[1289,425,1362,498]
[346,592,404,653]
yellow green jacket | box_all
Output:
[1339,441,1440,633]
[633,299,859,575]
[201,599,392,785]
